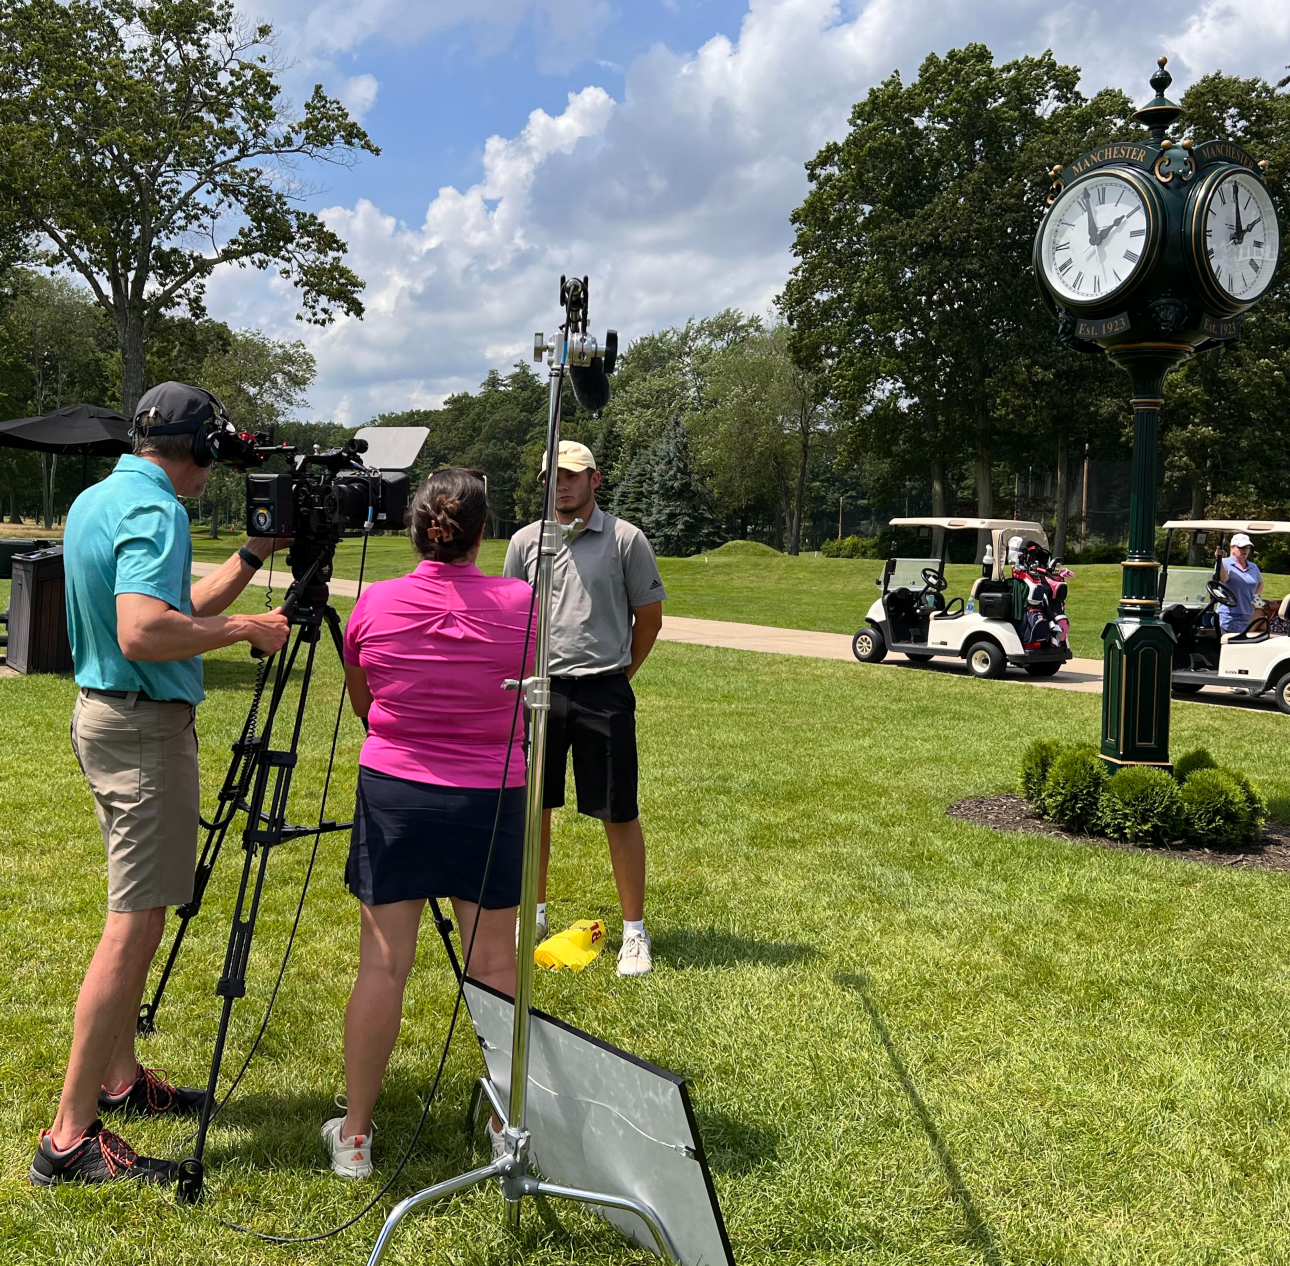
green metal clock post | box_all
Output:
[1032,58,1281,770]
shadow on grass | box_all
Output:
[653,927,820,970]
[204,658,277,693]
[835,971,1004,1266]
[689,1104,779,1174]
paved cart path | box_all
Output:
[190,562,1278,709]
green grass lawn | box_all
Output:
[4,601,1290,1264]
[189,529,1290,661]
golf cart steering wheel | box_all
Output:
[1207,579,1237,608]
[921,567,947,592]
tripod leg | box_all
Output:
[139,645,288,1035]
[177,632,314,1202]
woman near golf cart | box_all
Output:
[851,518,1072,679]
[1158,520,1290,712]
[1215,532,1264,634]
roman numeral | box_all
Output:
[1115,189,1124,204]
[1074,271,1084,289]
[1092,276,1101,294]
[1124,249,1140,263]
[1058,219,1074,228]
[1251,259,1261,273]
[1218,186,1226,205]
[1054,241,1070,251]
[1130,228,1145,238]
[1205,227,1212,237]
[1097,186,1106,204]
[1113,269,1122,283]
[1059,258,1073,274]
[1254,240,1264,249]
[1127,205,1140,217]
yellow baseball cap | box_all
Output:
[541,440,597,473]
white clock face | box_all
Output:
[1204,173,1279,301]
[1043,175,1149,303]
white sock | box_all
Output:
[623,919,645,939]
[536,902,547,920]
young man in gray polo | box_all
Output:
[504,441,665,976]
[30,382,289,1187]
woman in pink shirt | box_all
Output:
[323,468,533,1178]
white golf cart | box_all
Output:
[851,518,1073,679]
[1159,519,1290,712]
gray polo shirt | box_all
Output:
[503,504,667,677]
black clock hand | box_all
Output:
[1083,194,1098,245]
[1232,194,1244,243]
[1093,213,1128,246]
[1235,214,1262,245]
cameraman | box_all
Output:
[31,382,289,1187]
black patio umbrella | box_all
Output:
[0,403,131,455]
[0,403,132,501]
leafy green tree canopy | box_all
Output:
[0,0,378,413]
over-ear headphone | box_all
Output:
[131,385,232,467]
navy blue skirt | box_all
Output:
[346,766,526,908]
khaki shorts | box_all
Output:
[70,690,200,913]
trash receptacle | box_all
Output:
[7,546,71,673]
[0,538,54,580]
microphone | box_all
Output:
[569,358,611,413]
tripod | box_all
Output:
[137,543,353,1204]
[367,280,679,1264]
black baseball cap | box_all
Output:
[133,381,228,435]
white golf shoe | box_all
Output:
[322,1106,374,1179]
[616,928,653,977]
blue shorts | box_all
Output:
[346,766,525,908]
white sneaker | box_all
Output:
[516,911,549,946]
[616,928,652,977]
[322,1104,374,1179]
[487,1119,506,1163]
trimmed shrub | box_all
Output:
[1020,738,1063,807]
[707,540,780,557]
[1180,769,1258,848]
[1099,767,1185,845]
[1039,747,1107,832]
[1173,747,1217,783]
[1227,769,1267,842]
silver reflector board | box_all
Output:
[354,425,429,470]
[464,979,735,1266]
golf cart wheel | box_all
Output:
[1172,681,1204,696]
[1273,671,1290,716]
[852,626,887,663]
[906,652,934,663]
[1024,661,1062,677]
[965,640,1006,680]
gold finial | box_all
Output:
[1181,137,1194,150]
[1161,139,1173,150]
[1048,164,1063,178]
[1158,55,1168,68]
[1259,159,1270,171]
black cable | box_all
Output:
[211,543,539,1243]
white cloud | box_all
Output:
[333,71,379,120]
[210,0,1290,423]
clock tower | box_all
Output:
[1033,58,1281,769]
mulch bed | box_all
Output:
[948,794,1290,872]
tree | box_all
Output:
[0,0,378,414]
[782,45,1133,558]
[699,323,831,555]
[640,417,715,557]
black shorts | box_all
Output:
[543,672,638,823]
[346,766,525,908]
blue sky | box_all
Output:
[208,0,1290,424]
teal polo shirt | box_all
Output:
[64,455,204,704]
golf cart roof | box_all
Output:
[889,517,1049,537]
[1162,519,1290,535]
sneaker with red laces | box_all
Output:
[98,1064,206,1118]
[29,1120,177,1186]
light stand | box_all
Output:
[367,279,680,1265]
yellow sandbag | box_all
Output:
[534,919,607,971]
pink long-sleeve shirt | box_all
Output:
[343,560,535,788]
